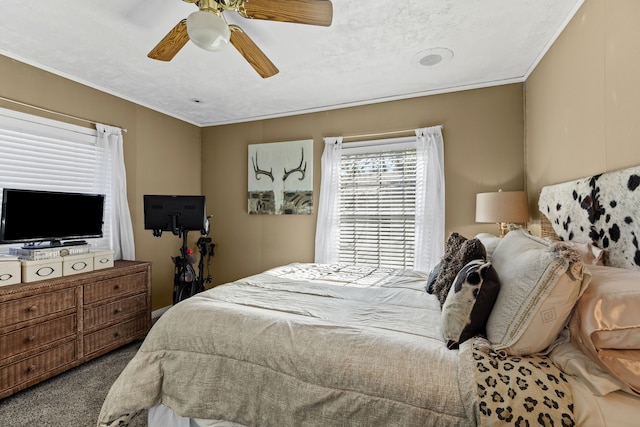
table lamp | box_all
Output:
[475,190,529,236]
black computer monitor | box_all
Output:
[143,195,206,236]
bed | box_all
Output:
[98,166,640,427]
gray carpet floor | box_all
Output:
[0,341,147,427]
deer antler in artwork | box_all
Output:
[252,152,274,182]
[283,147,307,181]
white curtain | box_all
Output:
[414,125,445,272]
[96,124,135,260]
[314,137,343,264]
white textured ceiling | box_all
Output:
[0,0,583,127]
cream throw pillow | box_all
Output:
[486,229,591,356]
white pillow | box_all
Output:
[474,233,501,260]
[486,229,591,356]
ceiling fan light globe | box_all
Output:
[186,10,231,52]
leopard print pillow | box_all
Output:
[473,338,574,426]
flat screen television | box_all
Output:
[0,188,105,247]
[143,195,206,236]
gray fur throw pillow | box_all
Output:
[430,233,487,307]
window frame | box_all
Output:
[0,107,112,251]
[337,137,418,269]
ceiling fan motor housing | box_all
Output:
[151,0,334,78]
[186,10,231,51]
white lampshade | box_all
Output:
[186,10,230,52]
[476,190,529,235]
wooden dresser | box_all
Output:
[0,260,151,399]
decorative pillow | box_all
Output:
[425,262,440,293]
[486,229,591,356]
[431,233,487,307]
[427,232,465,296]
[441,259,500,349]
[475,233,501,260]
[569,265,640,394]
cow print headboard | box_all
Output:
[538,165,640,270]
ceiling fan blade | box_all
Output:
[242,0,333,27]
[148,19,190,61]
[229,25,279,79]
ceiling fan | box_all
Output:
[148,0,333,79]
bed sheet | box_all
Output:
[570,375,640,426]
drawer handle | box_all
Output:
[114,307,123,314]
[113,331,121,338]
[26,364,37,373]
[113,284,121,290]
[28,305,38,312]
[26,335,36,343]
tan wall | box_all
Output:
[525,0,640,233]
[0,55,201,309]
[202,84,525,284]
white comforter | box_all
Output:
[98,263,478,426]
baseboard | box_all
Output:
[151,305,171,325]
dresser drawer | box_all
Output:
[0,341,76,393]
[0,314,76,361]
[83,273,147,304]
[0,288,76,327]
[83,294,147,330]
[83,317,147,356]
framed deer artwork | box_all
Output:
[248,139,313,215]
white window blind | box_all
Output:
[0,108,112,250]
[338,145,416,269]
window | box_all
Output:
[339,146,417,268]
[316,127,445,272]
[0,107,112,250]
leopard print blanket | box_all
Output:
[472,338,575,426]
